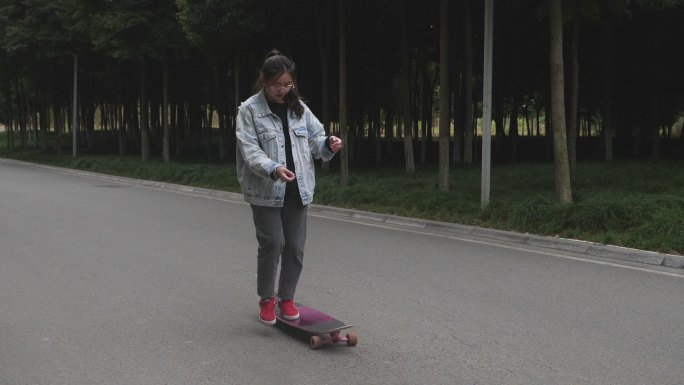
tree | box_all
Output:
[548,0,573,203]
[313,0,334,172]
[601,14,613,162]
[91,0,184,162]
[462,0,474,164]
[567,0,581,183]
[0,2,12,150]
[0,0,93,155]
[2,0,683,169]
[399,0,415,173]
[60,0,94,158]
[437,0,450,191]
[338,0,349,187]
[177,0,264,161]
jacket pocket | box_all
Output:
[291,127,310,154]
[258,131,278,157]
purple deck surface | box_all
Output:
[275,303,348,334]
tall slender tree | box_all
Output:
[462,0,474,164]
[567,1,581,183]
[91,0,184,161]
[438,0,450,191]
[339,0,349,187]
[177,0,264,161]
[601,14,613,161]
[399,0,415,173]
[313,0,333,172]
[548,0,573,203]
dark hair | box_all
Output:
[253,49,304,119]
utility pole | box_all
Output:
[481,0,493,208]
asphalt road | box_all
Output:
[1,159,683,385]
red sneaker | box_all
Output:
[259,297,276,325]
[278,299,300,321]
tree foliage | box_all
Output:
[89,0,184,60]
[0,0,682,171]
[177,0,264,56]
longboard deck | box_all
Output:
[275,302,352,335]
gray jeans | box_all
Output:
[250,193,307,300]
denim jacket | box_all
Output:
[236,90,335,207]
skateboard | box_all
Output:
[275,302,358,350]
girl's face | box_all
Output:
[264,72,294,103]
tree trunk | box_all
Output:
[438,0,450,191]
[567,5,580,183]
[118,103,127,156]
[45,64,56,151]
[549,0,573,203]
[72,54,79,158]
[48,87,62,156]
[510,97,519,162]
[373,22,384,165]
[31,107,38,149]
[6,117,14,152]
[34,92,50,148]
[314,0,333,171]
[176,103,185,156]
[385,108,394,156]
[399,0,415,173]
[162,56,171,163]
[217,65,227,161]
[494,93,505,159]
[16,73,27,150]
[206,103,213,160]
[85,103,95,151]
[140,57,150,162]
[233,47,240,129]
[463,0,474,164]
[452,62,462,164]
[339,0,349,187]
[3,81,13,152]
[420,58,429,164]
[651,97,660,161]
[55,105,63,156]
[601,19,613,161]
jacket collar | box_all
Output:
[253,90,274,118]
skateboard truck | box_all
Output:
[310,329,358,350]
[275,302,358,350]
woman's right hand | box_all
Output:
[274,166,296,182]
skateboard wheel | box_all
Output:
[310,335,323,350]
[346,332,358,347]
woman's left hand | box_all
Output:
[329,136,343,153]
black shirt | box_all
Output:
[268,101,299,197]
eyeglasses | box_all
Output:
[267,82,295,91]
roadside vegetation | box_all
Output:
[2,135,681,255]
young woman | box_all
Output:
[235,50,342,325]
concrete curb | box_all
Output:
[4,158,683,271]
[308,204,684,271]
